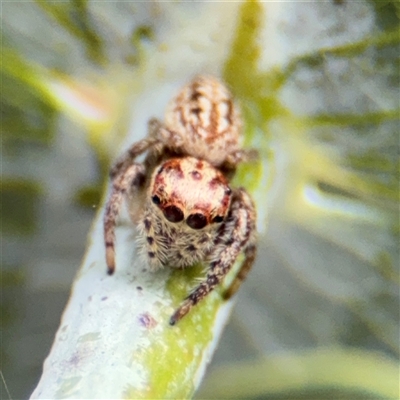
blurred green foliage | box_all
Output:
[1,180,42,235]
[1,0,399,398]
[36,0,106,65]
[1,73,57,145]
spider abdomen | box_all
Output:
[163,76,242,166]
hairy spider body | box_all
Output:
[138,156,232,271]
[162,75,242,166]
[104,76,257,325]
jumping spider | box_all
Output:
[104,75,257,325]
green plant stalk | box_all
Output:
[28,107,263,399]
[29,210,249,399]
[29,2,265,399]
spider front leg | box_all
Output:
[169,189,256,325]
[110,119,162,178]
[104,162,146,275]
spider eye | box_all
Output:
[187,213,207,230]
[163,205,184,223]
[212,215,224,223]
[152,195,161,205]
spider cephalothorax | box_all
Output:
[138,156,232,271]
[104,76,257,325]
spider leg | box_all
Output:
[169,188,256,325]
[110,119,164,179]
[220,150,259,178]
[110,137,159,178]
[222,240,257,299]
[104,163,146,275]
[225,148,258,166]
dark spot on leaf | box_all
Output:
[138,313,157,329]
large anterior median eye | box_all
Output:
[186,213,207,229]
[163,205,184,223]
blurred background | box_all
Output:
[1,1,399,399]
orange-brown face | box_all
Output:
[149,157,232,230]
